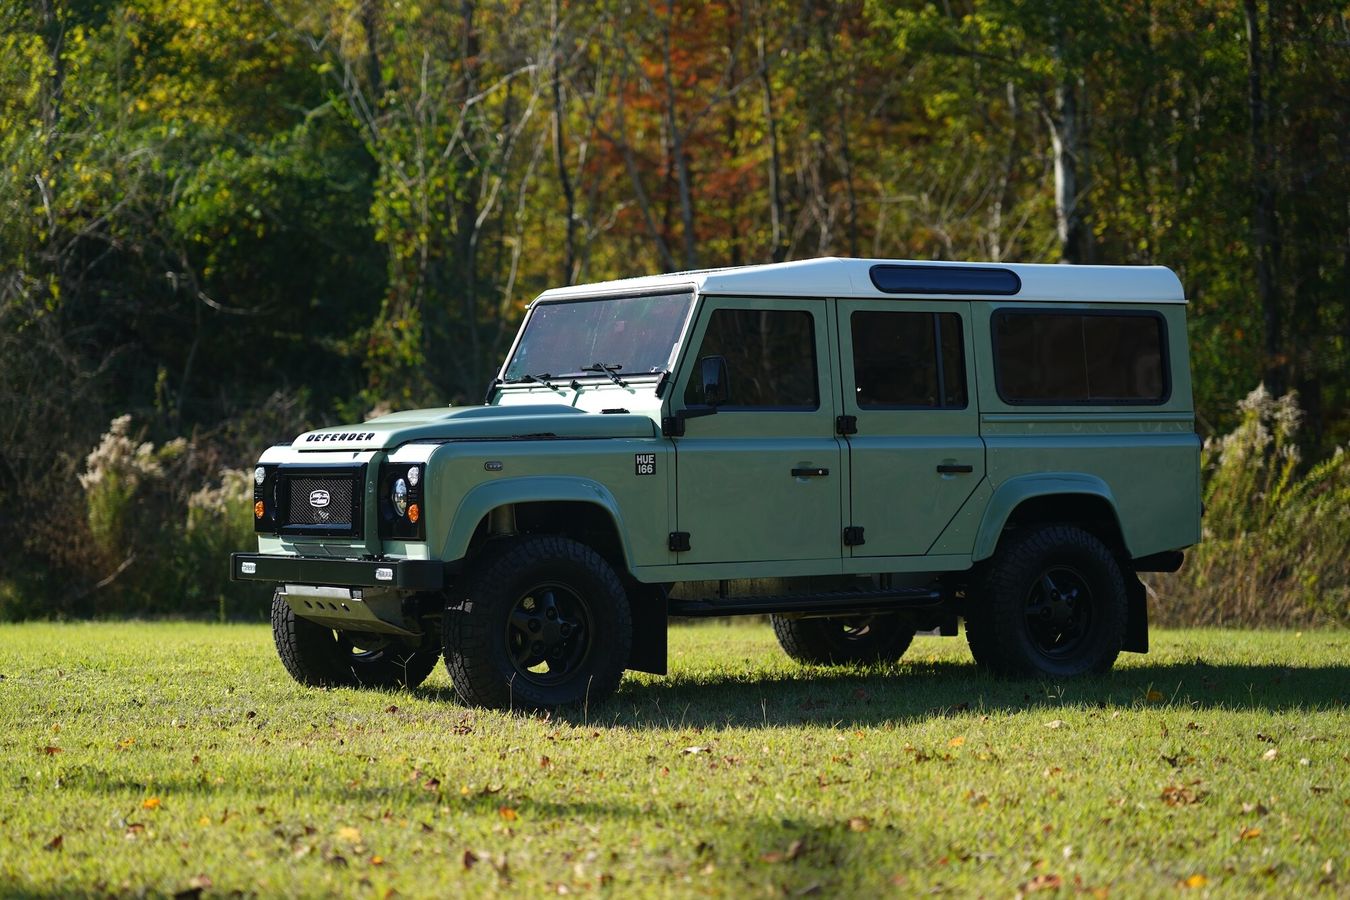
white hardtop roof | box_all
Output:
[533,257,1185,305]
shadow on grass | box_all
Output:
[413,659,1349,730]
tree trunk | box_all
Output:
[756,23,788,263]
[663,0,698,270]
[1244,0,1283,395]
[550,0,577,284]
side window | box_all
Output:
[993,310,1167,404]
[684,308,818,408]
[850,311,967,409]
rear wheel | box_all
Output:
[270,590,441,689]
[965,524,1126,677]
[442,536,632,710]
[772,612,916,666]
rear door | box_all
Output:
[836,300,985,557]
[672,297,843,565]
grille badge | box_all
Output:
[309,489,331,508]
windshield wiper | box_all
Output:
[580,362,627,387]
[507,373,560,390]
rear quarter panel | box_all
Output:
[968,302,1202,559]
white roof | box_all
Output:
[533,257,1185,305]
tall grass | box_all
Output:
[1151,386,1349,626]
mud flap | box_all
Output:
[1123,572,1149,653]
[627,587,668,675]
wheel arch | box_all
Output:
[973,474,1131,563]
[442,477,634,575]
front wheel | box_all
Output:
[965,524,1127,678]
[270,590,441,689]
[442,536,633,710]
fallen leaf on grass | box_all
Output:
[681,746,709,755]
[41,746,63,756]
[142,797,162,810]
[463,849,479,870]
[760,839,804,863]
[847,817,871,832]
[539,755,552,769]
[187,875,212,890]
[385,705,398,713]
[370,855,385,866]
[1161,785,1203,806]
[1180,874,1208,889]
[337,826,363,843]
[1239,826,1262,841]
[1021,873,1063,892]
[498,806,518,821]
[1146,690,1165,703]
[1261,748,1279,761]
[1044,720,1065,730]
[43,835,63,852]
[1241,802,1269,816]
[948,736,966,748]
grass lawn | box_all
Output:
[1,622,1345,898]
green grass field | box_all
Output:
[1,623,1345,898]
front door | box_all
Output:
[672,297,842,565]
[836,300,985,557]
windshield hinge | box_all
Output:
[668,532,691,553]
[843,526,866,547]
[836,415,858,436]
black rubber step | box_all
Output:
[668,586,944,618]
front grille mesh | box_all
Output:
[285,476,356,528]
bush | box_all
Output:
[1150,386,1350,626]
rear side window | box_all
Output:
[684,308,818,408]
[993,310,1168,404]
[850,311,967,408]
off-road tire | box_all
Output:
[771,612,916,666]
[271,590,441,689]
[442,536,632,710]
[964,524,1126,678]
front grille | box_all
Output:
[286,476,355,527]
[269,464,366,537]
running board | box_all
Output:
[668,586,944,619]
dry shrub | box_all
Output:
[1150,386,1350,626]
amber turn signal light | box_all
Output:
[254,500,265,519]
[407,503,420,524]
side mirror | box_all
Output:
[699,355,729,406]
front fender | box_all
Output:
[440,475,632,566]
[972,473,1124,561]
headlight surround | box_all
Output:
[378,463,425,541]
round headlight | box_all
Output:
[392,478,409,516]
[407,466,420,487]
[254,466,266,485]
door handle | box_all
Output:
[936,464,974,474]
[791,467,830,477]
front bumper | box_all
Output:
[229,553,451,591]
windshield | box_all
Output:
[503,292,694,382]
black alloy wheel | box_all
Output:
[964,523,1126,678]
[771,611,916,665]
[443,535,632,710]
[505,583,594,686]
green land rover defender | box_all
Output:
[232,258,1201,709]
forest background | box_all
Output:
[0,0,1346,625]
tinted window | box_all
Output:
[850,311,967,408]
[684,308,818,408]
[870,264,1020,296]
[993,311,1166,403]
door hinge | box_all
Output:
[843,526,866,547]
[661,416,685,438]
[836,415,858,436]
[668,532,691,552]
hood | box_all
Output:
[293,404,656,451]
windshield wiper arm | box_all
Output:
[580,362,627,387]
[507,372,560,390]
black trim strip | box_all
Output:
[869,264,1021,296]
[229,553,451,591]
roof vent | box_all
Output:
[869,264,1021,296]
